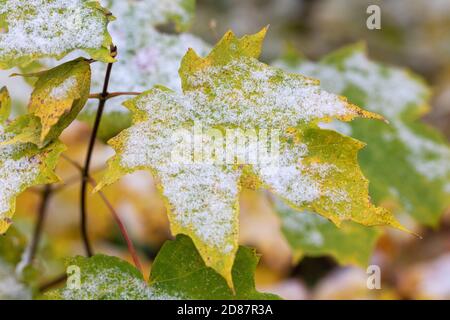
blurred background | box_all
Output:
[1,0,450,300]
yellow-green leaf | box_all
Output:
[27,58,91,144]
[96,29,403,288]
[0,0,115,70]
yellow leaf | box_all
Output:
[28,58,91,144]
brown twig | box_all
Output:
[80,46,117,257]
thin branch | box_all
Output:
[96,185,144,274]
[80,46,117,257]
[52,174,81,193]
[62,155,143,274]
[88,91,141,100]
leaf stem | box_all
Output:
[80,46,117,257]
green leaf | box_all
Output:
[0,86,11,123]
[49,235,279,300]
[276,201,380,266]
[95,29,404,287]
[0,119,65,234]
[0,0,115,70]
[150,235,279,299]
[276,43,450,226]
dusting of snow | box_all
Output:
[0,157,39,214]
[395,121,450,180]
[0,125,40,220]
[277,52,426,119]
[116,120,239,251]
[157,164,240,251]
[256,143,320,205]
[182,58,354,129]
[0,0,109,66]
[60,263,181,300]
[49,76,78,100]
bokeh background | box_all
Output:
[1,0,450,300]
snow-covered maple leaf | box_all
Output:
[95,29,404,288]
[0,0,114,70]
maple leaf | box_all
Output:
[95,29,404,288]
[0,0,114,70]
[276,200,380,267]
[276,43,450,226]
[0,87,65,234]
[49,235,280,300]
